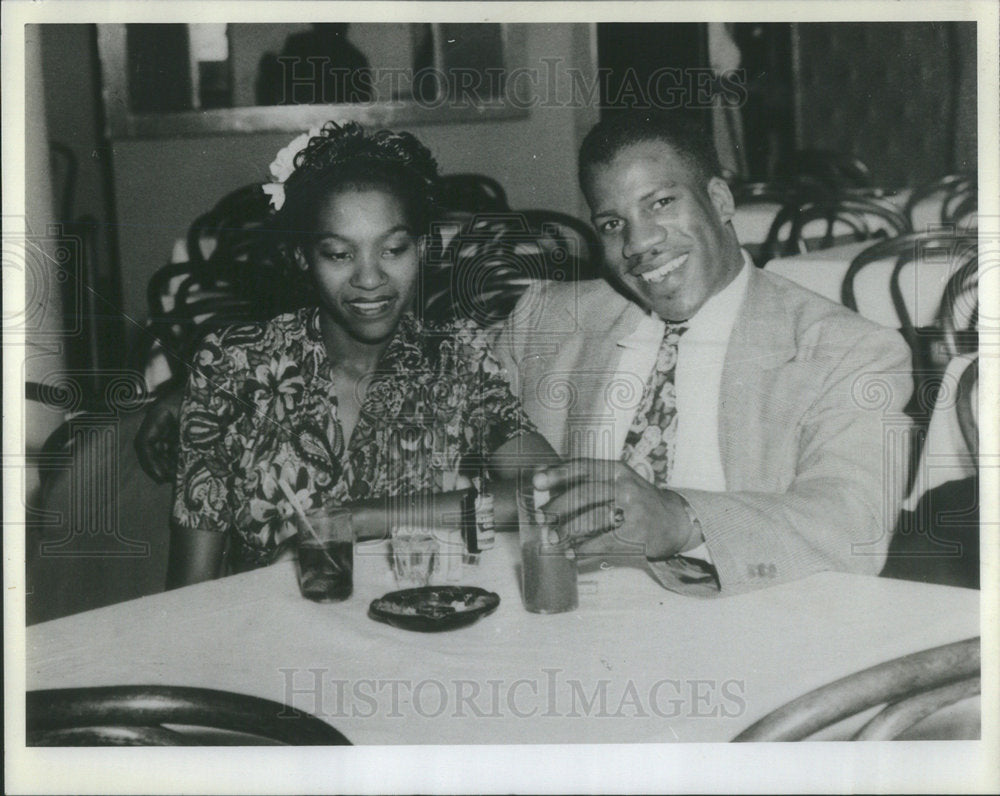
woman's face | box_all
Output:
[300,188,420,345]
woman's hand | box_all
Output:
[532,458,700,560]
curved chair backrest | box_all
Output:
[841,231,975,345]
[733,637,980,741]
[939,245,979,360]
[27,685,350,746]
[903,173,977,230]
[762,195,910,265]
[140,184,305,388]
[421,210,601,327]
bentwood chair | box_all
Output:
[733,637,980,741]
[903,173,977,231]
[421,209,601,327]
[760,195,910,265]
[27,685,350,745]
[139,184,308,392]
[841,232,977,382]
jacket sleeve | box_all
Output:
[654,326,913,596]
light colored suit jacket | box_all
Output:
[495,266,913,595]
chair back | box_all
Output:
[762,195,910,264]
[939,245,979,360]
[139,185,304,390]
[422,210,601,327]
[27,685,350,745]
[841,232,976,365]
[734,637,980,741]
[903,173,977,231]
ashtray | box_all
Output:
[368,586,500,632]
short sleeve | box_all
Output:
[171,334,239,534]
[449,320,536,456]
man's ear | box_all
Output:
[707,176,736,224]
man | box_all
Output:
[496,111,912,595]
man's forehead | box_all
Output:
[586,140,698,204]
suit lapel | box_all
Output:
[553,288,654,460]
[719,268,798,486]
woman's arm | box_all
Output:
[346,431,558,541]
[488,431,561,530]
[166,525,227,589]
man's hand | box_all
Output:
[532,458,700,559]
[134,390,183,483]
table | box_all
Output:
[26,533,980,744]
[764,240,958,329]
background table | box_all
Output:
[26,533,980,744]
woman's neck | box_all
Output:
[318,311,395,380]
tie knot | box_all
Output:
[664,321,689,340]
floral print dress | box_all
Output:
[171,308,533,569]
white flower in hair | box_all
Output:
[263,126,322,211]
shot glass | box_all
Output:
[295,507,354,602]
[391,525,440,589]
[517,479,578,613]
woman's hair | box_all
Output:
[275,121,440,242]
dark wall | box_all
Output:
[795,22,976,186]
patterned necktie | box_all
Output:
[621,321,689,487]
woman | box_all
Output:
[169,122,556,586]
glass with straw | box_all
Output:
[279,480,354,602]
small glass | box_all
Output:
[391,526,440,589]
[295,507,354,602]
[517,479,578,613]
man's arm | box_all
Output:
[666,326,913,595]
[535,326,912,596]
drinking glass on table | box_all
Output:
[517,479,578,614]
[391,525,440,589]
[294,506,354,602]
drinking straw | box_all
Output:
[277,478,324,547]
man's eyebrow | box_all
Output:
[591,182,681,220]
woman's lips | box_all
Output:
[344,296,396,317]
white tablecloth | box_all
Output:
[26,533,979,744]
[764,240,957,329]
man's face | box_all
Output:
[585,139,743,322]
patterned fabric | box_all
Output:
[621,322,689,487]
[172,307,533,568]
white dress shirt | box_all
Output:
[612,251,752,560]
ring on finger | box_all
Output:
[612,505,626,528]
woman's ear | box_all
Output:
[293,248,310,272]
